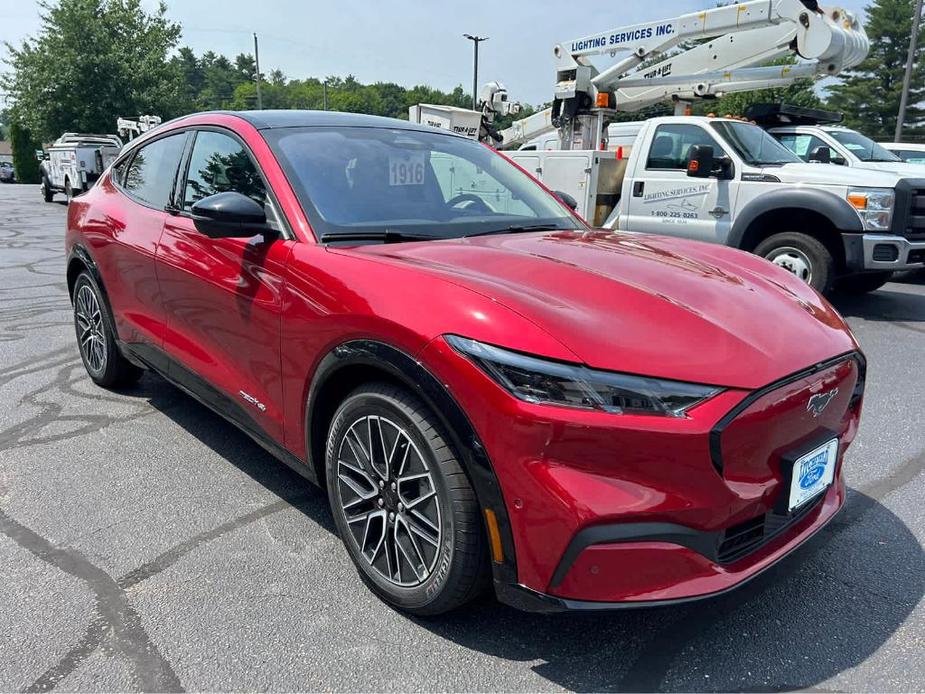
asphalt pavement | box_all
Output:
[1,182,923,692]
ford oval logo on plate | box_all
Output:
[789,439,838,511]
[799,463,827,490]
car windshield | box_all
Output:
[265,126,581,241]
[829,131,901,162]
[712,121,802,166]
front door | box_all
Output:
[624,123,735,244]
[156,128,294,442]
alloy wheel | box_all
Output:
[335,415,442,587]
[75,284,107,375]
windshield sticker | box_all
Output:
[389,152,426,186]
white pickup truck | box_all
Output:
[508,116,925,294]
[39,133,122,203]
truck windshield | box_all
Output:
[264,126,581,242]
[829,131,901,163]
[712,121,802,166]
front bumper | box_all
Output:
[844,233,925,271]
[421,338,864,611]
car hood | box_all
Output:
[342,231,858,390]
[767,162,904,187]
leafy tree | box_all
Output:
[827,0,925,139]
[2,0,184,141]
[9,120,42,184]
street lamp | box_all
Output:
[463,34,488,111]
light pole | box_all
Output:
[896,0,923,141]
[463,34,488,111]
[253,33,263,110]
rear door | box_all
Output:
[96,131,188,347]
[623,123,735,244]
[156,128,294,442]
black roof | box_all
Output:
[223,109,452,134]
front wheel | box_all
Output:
[754,232,835,294]
[325,383,488,615]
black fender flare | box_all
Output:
[305,339,519,589]
[66,245,121,341]
[729,187,862,249]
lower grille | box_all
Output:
[717,495,824,564]
[906,189,925,238]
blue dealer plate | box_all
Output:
[789,439,838,512]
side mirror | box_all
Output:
[686,145,715,178]
[554,190,579,211]
[190,192,269,239]
[832,155,847,166]
[808,145,832,164]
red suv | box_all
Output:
[66,111,865,615]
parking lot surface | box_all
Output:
[1,182,923,692]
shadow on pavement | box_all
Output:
[830,283,925,323]
[135,373,923,693]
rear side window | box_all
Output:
[122,134,186,208]
[183,131,268,210]
[646,124,726,170]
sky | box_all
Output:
[1,0,870,106]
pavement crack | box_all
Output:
[0,507,182,693]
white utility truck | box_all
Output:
[40,133,122,203]
[413,1,925,293]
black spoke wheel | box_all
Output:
[326,383,488,615]
[72,272,142,388]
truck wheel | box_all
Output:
[836,271,893,295]
[64,178,73,203]
[754,232,835,294]
[41,178,54,203]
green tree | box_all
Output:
[827,0,925,139]
[2,0,183,141]
[9,120,42,184]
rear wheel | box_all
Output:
[41,178,53,202]
[754,232,835,294]
[72,272,142,388]
[64,177,73,203]
[836,271,893,295]
[325,383,488,615]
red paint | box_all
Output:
[66,112,864,608]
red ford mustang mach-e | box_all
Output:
[66,111,865,615]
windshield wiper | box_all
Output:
[465,224,567,238]
[320,230,435,244]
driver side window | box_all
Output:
[775,134,828,162]
[646,124,727,171]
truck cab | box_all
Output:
[509,115,925,294]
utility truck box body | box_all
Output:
[408,105,481,140]
[41,133,122,201]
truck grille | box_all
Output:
[906,188,925,239]
[717,495,824,564]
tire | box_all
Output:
[836,271,893,295]
[64,177,73,203]
[325,382,488,615]
[41,178,53,203]
[753,232,835,294]
[72,272,143,389]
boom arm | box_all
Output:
[498,0,868,149]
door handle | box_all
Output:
[709,206,728,218]
[632,181,645,197]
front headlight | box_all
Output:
[446,335,722,417]
[847,187,895,231]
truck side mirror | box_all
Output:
[808,145,832,164]
[686,145,715,178]
[553,190,579,211]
